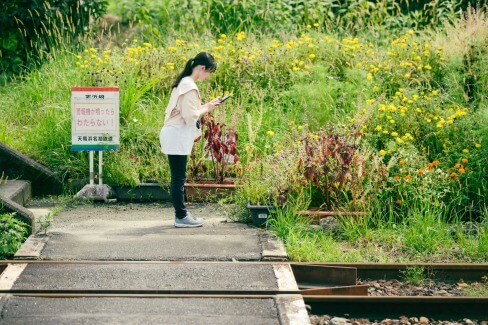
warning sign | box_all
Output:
[71,87,119,151]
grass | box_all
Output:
[1,2,487,264]
[267,203,488,263]
[462,278,488,297]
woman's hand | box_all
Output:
[204,98,222,113]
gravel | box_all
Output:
[309,279,487,324]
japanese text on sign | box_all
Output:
[71,87,120,151]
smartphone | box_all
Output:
[220,95,231,103]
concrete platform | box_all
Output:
[1,201,311,324]
[31,202,286,261]
[0,296,282,325]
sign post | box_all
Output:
[71,87,119,202]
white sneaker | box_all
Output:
[174,214,203,228]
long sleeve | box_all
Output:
[180,90,201,126]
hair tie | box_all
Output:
[190,59,195,67]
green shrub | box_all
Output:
[0,213,29,259]
[0,0,108,82]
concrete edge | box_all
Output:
[0,141,63,196]
[14,235,49,259]
[274,264,299,291]
[0,180,31,206]
[0,263,27,290]
[275,294,311,325]
[260,232,289,261]
[0,196,35,234]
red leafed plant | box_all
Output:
[299,129,364,210]
[190,113,238,183]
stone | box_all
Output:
[331,317,351,325]
[74,184,115,203]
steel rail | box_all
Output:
[2,260,487,281]
[2,293,278,299]
[2,260,487,319]
[2,289,487,319]
[311,262,488,282]
[0,289,301,296]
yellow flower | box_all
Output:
[462,158,468,164]
[379,150,386,156]
[236,32,245,41]
[462,149,469,154]
[475,143,481,148]
[375,125,382,131]
[399,160,405,165]
[266,130,275,136]
[391,132,399,137]
[309,53,316,59]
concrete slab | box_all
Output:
[37,202,281,261]
[0,295,280,325]
[0,264,27,290]
[11,262,281,291]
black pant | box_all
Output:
[167,154,187,219]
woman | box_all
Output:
[160,52,222,228]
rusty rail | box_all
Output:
[2,260,488,319]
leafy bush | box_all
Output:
[0,213,29,259]
[0,0,108,82]
[106,0,483,36]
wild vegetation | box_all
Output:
[0,0,487,263]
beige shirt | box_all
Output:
[160,77,202,155]
[164,89,200,127]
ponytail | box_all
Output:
[172,59,194,88]
[171,52,217,88]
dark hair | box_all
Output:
[172,52,217,88]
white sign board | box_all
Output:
[71,87,119,151]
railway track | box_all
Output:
[1,260,487,320]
